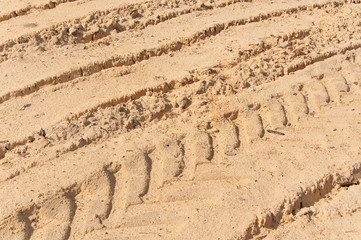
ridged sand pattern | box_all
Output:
[0,0,361,239]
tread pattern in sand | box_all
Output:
[0,0,361,239]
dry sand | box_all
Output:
[0,0,360,239]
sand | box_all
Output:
[0,0,360,239]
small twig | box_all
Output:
[20,104,31,111]
[267,129,285,136]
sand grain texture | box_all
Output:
[0,0,361,239]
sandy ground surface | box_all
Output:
[0,0,360,239]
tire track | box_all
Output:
[0,0,252,64]
[1,43,359,184]
[1,1,361,239]
[0,0,350,106]
[0,22,316,165]
[235,6,361,87]
[287,43,361,75]
[33,12,361,145]
[0,51,360,239]
[3,4,358,182]
[0,4,322,160]
[0,14,358,179]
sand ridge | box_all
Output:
[0,0,361,239]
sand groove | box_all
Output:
[1,0,360,156]
[241,163,361,239]
[0,0,253,63]
[263,169,361,239]
[0,0,80,23]
[1,21,360,179]
[0,49,360,230]
[1,0,361,239]
[0,0,353,105]
[0,12,319,158]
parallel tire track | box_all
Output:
[0,0,251,63]
[0,47,360,239]
[0,0,353,106]
[1,4,359,163]
[1,1,361,239]
[0,11,359,173]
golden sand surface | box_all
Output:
[0,0,360,239]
